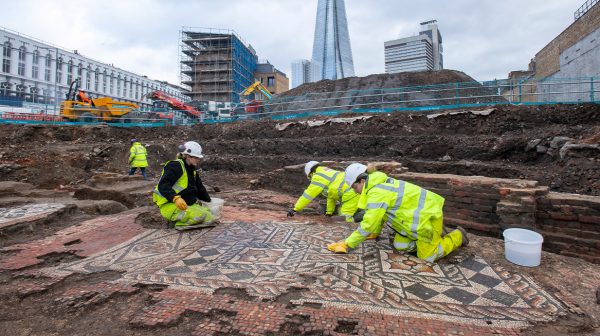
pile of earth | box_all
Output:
[0,103,598,195]
[268,70,503,113]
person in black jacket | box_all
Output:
[152,141,215,230]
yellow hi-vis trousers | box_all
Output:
[392,215,463,262]
[159,203,214,229]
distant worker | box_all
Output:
[153,141,215,231]
[128,138,148,180]
[326,163,469,262]
[287,161,359,223]
[77,90,93,104]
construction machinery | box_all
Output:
[60,79,138,122]
[146,90,202,121]
[240,81,273,114]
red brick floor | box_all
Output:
[137,288,520,335]
[49,280,520,335]
[0,208,146,270]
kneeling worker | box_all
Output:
[327,163,469,262]
[287,161,359,222]
[153,141,215,231]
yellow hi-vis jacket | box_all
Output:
[129,142,148,168]
[346,171,445,248]
[293,166,357,216]
[153,159,195,206]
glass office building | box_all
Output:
[311,0,355,81]
[291,59,312,88]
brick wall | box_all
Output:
[396,172,600,264]
[259,162,600,264]
[533,2,600,79]
[536,192,600,263]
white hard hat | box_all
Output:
[344,163,367,186]
[304,161,320,177]
[181,141,204,158]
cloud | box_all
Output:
[0,0,585,85]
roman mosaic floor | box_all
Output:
[0,203,66,230]
[59,219,565,327]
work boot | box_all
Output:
[175,222,217,231]
[457,226,469,246]
[367,233,378,240]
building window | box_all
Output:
[66,60,73,84]
[31,50,40,79]
[123,76,127,97]
[2,42,11,73]
[0,82,11,95]
[94,68,100,91]
[77,62,83,80]
[129,80,133,98]
[117,74,122,96]
[86,65,91,89]
[44,53,51,81]
[102,70,107,93]
[15,84,26,98]
[56,57,63,84]
[109,72,114,94]
[267,76,275,87]
[18,46,26,76]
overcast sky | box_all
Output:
[0,0,585,85]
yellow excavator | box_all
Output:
[239,81,273,114]
[60,78,138,122]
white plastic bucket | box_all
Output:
[502,228,544,267]
[204,197,225,220]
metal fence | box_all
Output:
[1,76,599,126]
[574,0,599,20]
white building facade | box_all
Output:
[1,27,189,109]
[384,35,433,73]
[291,59,312,89]
[384,20,443,74]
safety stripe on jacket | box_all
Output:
[372,180,429,239]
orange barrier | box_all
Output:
[1,112,63,122]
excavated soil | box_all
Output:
[272,70,502,112]
[1,103,599,195]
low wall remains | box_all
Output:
[257,162,600,264]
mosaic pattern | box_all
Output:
[60,221,564,327]
[0,203,66,229]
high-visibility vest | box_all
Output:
[129,142,148,168]
[153,159,195,206]
[294,166,356,213]
[355,171,444,243]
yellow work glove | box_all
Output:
[327,240,349,254]
[173,195,188,211]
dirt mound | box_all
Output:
[270,70,501,113]
[0,103,598,195]
[282,69,476,97]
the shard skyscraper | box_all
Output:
[311,0,355,81]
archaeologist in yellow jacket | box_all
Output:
[128,138,148,180]
[287,161,359,222]
[327,163,469,262]
[153,141,215,231]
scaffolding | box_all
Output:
[179,27,257,103]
